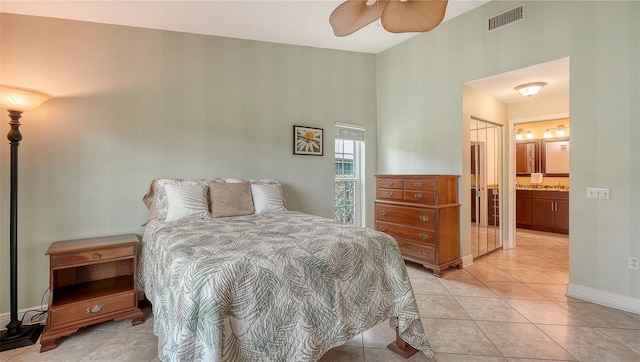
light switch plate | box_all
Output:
[586,187,610,199]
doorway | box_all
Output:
[470,117,503,258]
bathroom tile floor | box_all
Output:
[2,229,638,361]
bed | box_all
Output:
[138,178,433,361]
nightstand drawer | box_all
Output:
[52,246,135,268]
[48,291,136,329]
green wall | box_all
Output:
[377,1,639,299]
[0,13,377,311]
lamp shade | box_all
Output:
[0,85,51,112]
[515,82,546,97]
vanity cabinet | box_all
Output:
[516,190,533,228]
[531,191,569,234]
[375,175,460,277]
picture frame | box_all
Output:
[293,125,323,156]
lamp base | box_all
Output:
[0,323,44,352]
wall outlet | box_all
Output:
[586,187,610,199]
[630,257,640,270]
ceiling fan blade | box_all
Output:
[381,0,448,33]
[329,0,390,37]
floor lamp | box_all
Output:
[0,85,51,351]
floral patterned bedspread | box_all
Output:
[139,211,432,361]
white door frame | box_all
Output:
[506,113,569,249]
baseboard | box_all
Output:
[461,254,474,268]
[0,306,47,331]
[567,283,640,315]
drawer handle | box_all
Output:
[420,249,429,256]
[92,254,101,260]
[419,215,430,222]
[415,193,423,199]
[379,210,388,216]
[380,226,387,232]
[386,192,394,197]
[414,182,423,187]
[385,181,394,186]
[419,233,429,240]
[86,304,105,314]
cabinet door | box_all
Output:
[532,199,555,228]
[554,199,570,231]
[516,196,532,226]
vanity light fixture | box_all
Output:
[556,125,565,137]
[525,130,534,139]
[515,129,524,140]
[515,82,546,97]
[543,129,553,138]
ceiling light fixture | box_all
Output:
[515,82,546,97]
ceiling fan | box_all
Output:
[329,0,449,37]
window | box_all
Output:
[334,124,364,226]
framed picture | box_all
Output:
[293,125,323,156]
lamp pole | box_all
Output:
[0,85,51,351]
[6,110,23,335]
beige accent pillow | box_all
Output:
[209,181,255,217]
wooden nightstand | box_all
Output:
[39,234,144,352]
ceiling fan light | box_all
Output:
[515,82,546,97]
[381,0,448,33]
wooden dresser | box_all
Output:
[40,234,144,352]
[375,175,461,277]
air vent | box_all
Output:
[488,4,525,32]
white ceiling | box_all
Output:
[0,0,489,54]
[466,57,570,104]
[0,0,568,101]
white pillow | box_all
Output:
[250,183,287,214]
[164,183,211,221]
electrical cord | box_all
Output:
[19,288,48,324]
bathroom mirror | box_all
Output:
[516,140,539,175]
[542,137,569,176]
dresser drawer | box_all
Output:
[396,239,436,263]
[52,246,135,268]
[48,291,136,329]
[377,189,403,200]
[403,190,436,204]
[376,221,436,244]
[376,178,403,189]
[375,203,436,228]
[404,178,436,191]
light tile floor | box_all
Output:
[2,229,639,361]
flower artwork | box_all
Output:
[294,126,323,156]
